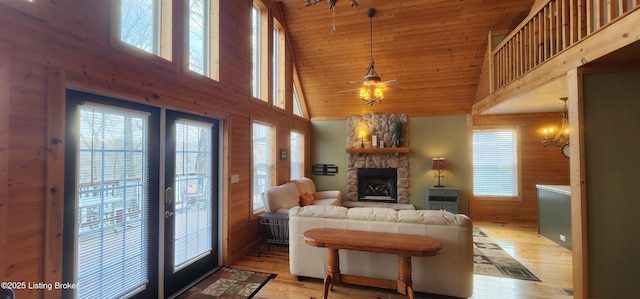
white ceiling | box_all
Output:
[481,75,568,114]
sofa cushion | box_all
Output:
[289,205,348,219]
[397,209,471,227]
[299,193,315,206]
[312,197,340,207]
[293,178,316,195]
[263,181,300,212]
[347,207,398,222]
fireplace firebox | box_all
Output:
[357,168,398,202]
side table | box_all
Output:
[425,187,459,213]
[257,212,289,256]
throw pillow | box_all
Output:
[299,193,315,206]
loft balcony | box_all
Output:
[473,0,640,115]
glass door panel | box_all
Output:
[64,91,160,299]
[164,111,219,296]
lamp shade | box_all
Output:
[431,158,447,170]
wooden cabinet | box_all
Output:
[425,187,459,213]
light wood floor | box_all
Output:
[230,221,573,299]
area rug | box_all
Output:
[473,228,541,281]
[176,266,277,299]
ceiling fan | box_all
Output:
[272,0,359,9]
[339,8,399,106]
[304,0,358,9]
[274,0,360,9]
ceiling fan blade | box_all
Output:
[338,87,361,93]
[305,0,323,7]
[379,79,400,86]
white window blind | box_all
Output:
[472,128,518,197]
[252,122,272,212]
[290,131,304,179]
[76,103,150,299]
[173,120,213,271]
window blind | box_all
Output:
[173,120,213,271]
[472,128,518,197]
[76,103,150,298]
[252,122,272,212]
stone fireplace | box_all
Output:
[346,114,410,204]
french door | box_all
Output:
[163,111,219,296]
[63,90,219,298]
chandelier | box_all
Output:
[360,71,384,106]
[541,97,569,147]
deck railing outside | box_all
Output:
[492,0,640,91]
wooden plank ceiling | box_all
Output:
[278,0,535,119]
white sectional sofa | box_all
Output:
[289,205,473,298]
[261,178,341,213]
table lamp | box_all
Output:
[432,158,447,187]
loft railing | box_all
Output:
[492,0,640,91]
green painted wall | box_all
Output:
[584,70,640,298]
[310,120,350,196]
[310,115,469,213]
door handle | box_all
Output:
[165,211,175,218]
[165,186,173,205]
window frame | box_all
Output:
[251,1,268,102]
[272,19,285,109]
[292,67,308,119]
[251,121,276,214]
[471,126,522,201]
[112,0,173,62]
[185,0,220,80]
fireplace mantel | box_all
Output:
[346,147,409,156]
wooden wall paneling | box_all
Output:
[44,67,65,299]
[225,113,259,265]
[6,50,48,298]
[483,33,493,99]
[46,0,111,46]
[0,41,9,282]
[221,113,230,266]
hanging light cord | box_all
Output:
[369,10,373,62]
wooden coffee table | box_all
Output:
[302,228,442,299]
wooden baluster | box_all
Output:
[617,0,626,15]
[583,0,591,36]
[611,0,619,19]
[562,0,570,48]
[547,1,556,59]
[555,0,562,53]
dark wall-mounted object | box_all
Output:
[312,164,338,176]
